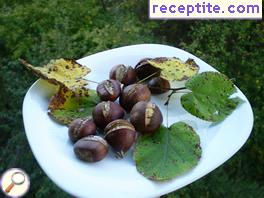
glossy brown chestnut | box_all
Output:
[134,58,161,80]
[74,136,109,162]
[109,64,137,86]
[96,79,121,101]
[92,101,125,129]
[130,101,163,134]
[104,119,136,158]
[147,77,170,94]
[68,118,97,143]
[119,83,151,111]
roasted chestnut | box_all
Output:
[109,64,137,86]
[92,101,125,129]
[96,79,121,101]
[147,77,170,94]
[134,58,161,80]
[68,118,97,143]
[119,83,151,111]
[74,136,109,162]
[104,119,136,158]
[130,101,163,134]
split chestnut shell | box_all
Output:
[119,83,151,111]
[130,101,163,134]
[96,79,121,101]
[68,118,97,143]
[92,101,125,129]
[109,64,137,86]
[104,119,136,158]
[134,58,161,80]
[74,136,109,162]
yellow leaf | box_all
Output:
[148,57,199,81]
[20,58,90,91]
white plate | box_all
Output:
[23,44,253,198]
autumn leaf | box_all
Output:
[20,58,90,92]
[48,88,100,125]
[148,57,199,81]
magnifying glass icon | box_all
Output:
[5,171,26,193]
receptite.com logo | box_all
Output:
[149,0,262,19]
[1,168,30,197]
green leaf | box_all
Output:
[134,122,201,181]
[20,58,91,92]
[148,57,199,81]
[181,72,243,122]
[48,88,100,125]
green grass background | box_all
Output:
[0,1,263,197]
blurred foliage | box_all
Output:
[0,0,263,197]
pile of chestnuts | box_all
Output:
[68,59,171,162]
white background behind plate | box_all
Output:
[23,44,253,198]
